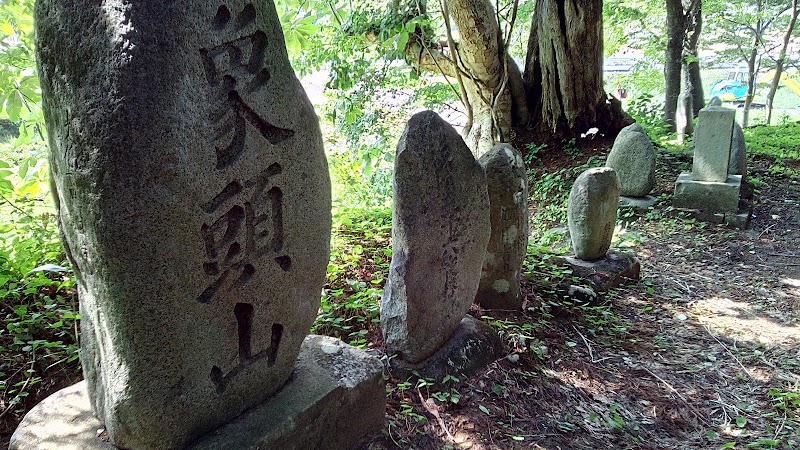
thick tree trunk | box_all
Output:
[522,0,627,139]
[766,0,798,125]
[446,0,510,155]
[684,0,704,116]
[664,0,685,131]
[406,0,524,156]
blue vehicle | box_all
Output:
[710,79,749,102]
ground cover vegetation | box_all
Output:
[1,0,800,448]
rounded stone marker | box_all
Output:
[568,167,620,261]
[606,125,656,197]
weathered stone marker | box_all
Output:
[11,336,385,450]
[676,90,694,143]
[557,167,639,300]
[691,101,734,182]
[674,98,746,225]
[34,1,330,448]
[606,123,656,198]
[475,144,528,310]
[730,121,747,177]
[382,110,491,364]
[568,167,620,261]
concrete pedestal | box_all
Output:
[619,195,658,211]
[671,197,753,230]
[673,172,742,213]
[552,249,641,304]
[10,335,385,450]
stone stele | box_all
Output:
[692,103,735,182]
[568,167,620,261]
[35,1,330,448]
[382,110,490,364]
[475,143,529,310]
[605,124,656,197]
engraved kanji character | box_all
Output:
[197,163,289,304]
[201,4,294,170]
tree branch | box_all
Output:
[441,0,473,130]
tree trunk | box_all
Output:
[683,0,704,116]
[742,34,760,128]
[522,0,628,139]
[406,0,524,156]
[408,0,628,152]
[664,0,685,131]
[766,0,799,125]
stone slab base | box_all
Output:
[552,249,641,303]
[619,195,658,210]
[10,335,385,450]
[671,198,753,230]
[673,172,742,213]
[390,316,503,386]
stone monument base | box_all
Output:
[673,172,742,213]
[390,316,503,386]
[10,335,385,450]
[619,195,658,210]
[553,249,641,303]
[671,198,753,230]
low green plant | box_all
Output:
[743,121,800,177]
[524,142,547,165]
[561,138,582,158]
[312,205,391,347]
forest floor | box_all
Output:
[2,137,799,450]
[364,141,800,450]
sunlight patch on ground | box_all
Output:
[692,296,800,345]
[781,277,800,288]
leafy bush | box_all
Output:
[626,92,668,138]
[743,121,800,177]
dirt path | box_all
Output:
[370,151,800,450]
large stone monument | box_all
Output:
[605,123,657,209]
[16,1,383,449]
[381,111,501,379]
[556,167,639,300]
[673,97,748,227]
[475,143,529,310]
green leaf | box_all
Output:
[478,404,490,415]
[5,91,22,122]
[18,158,28,178]
[735,416,747,428]
[395,31,409,53]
